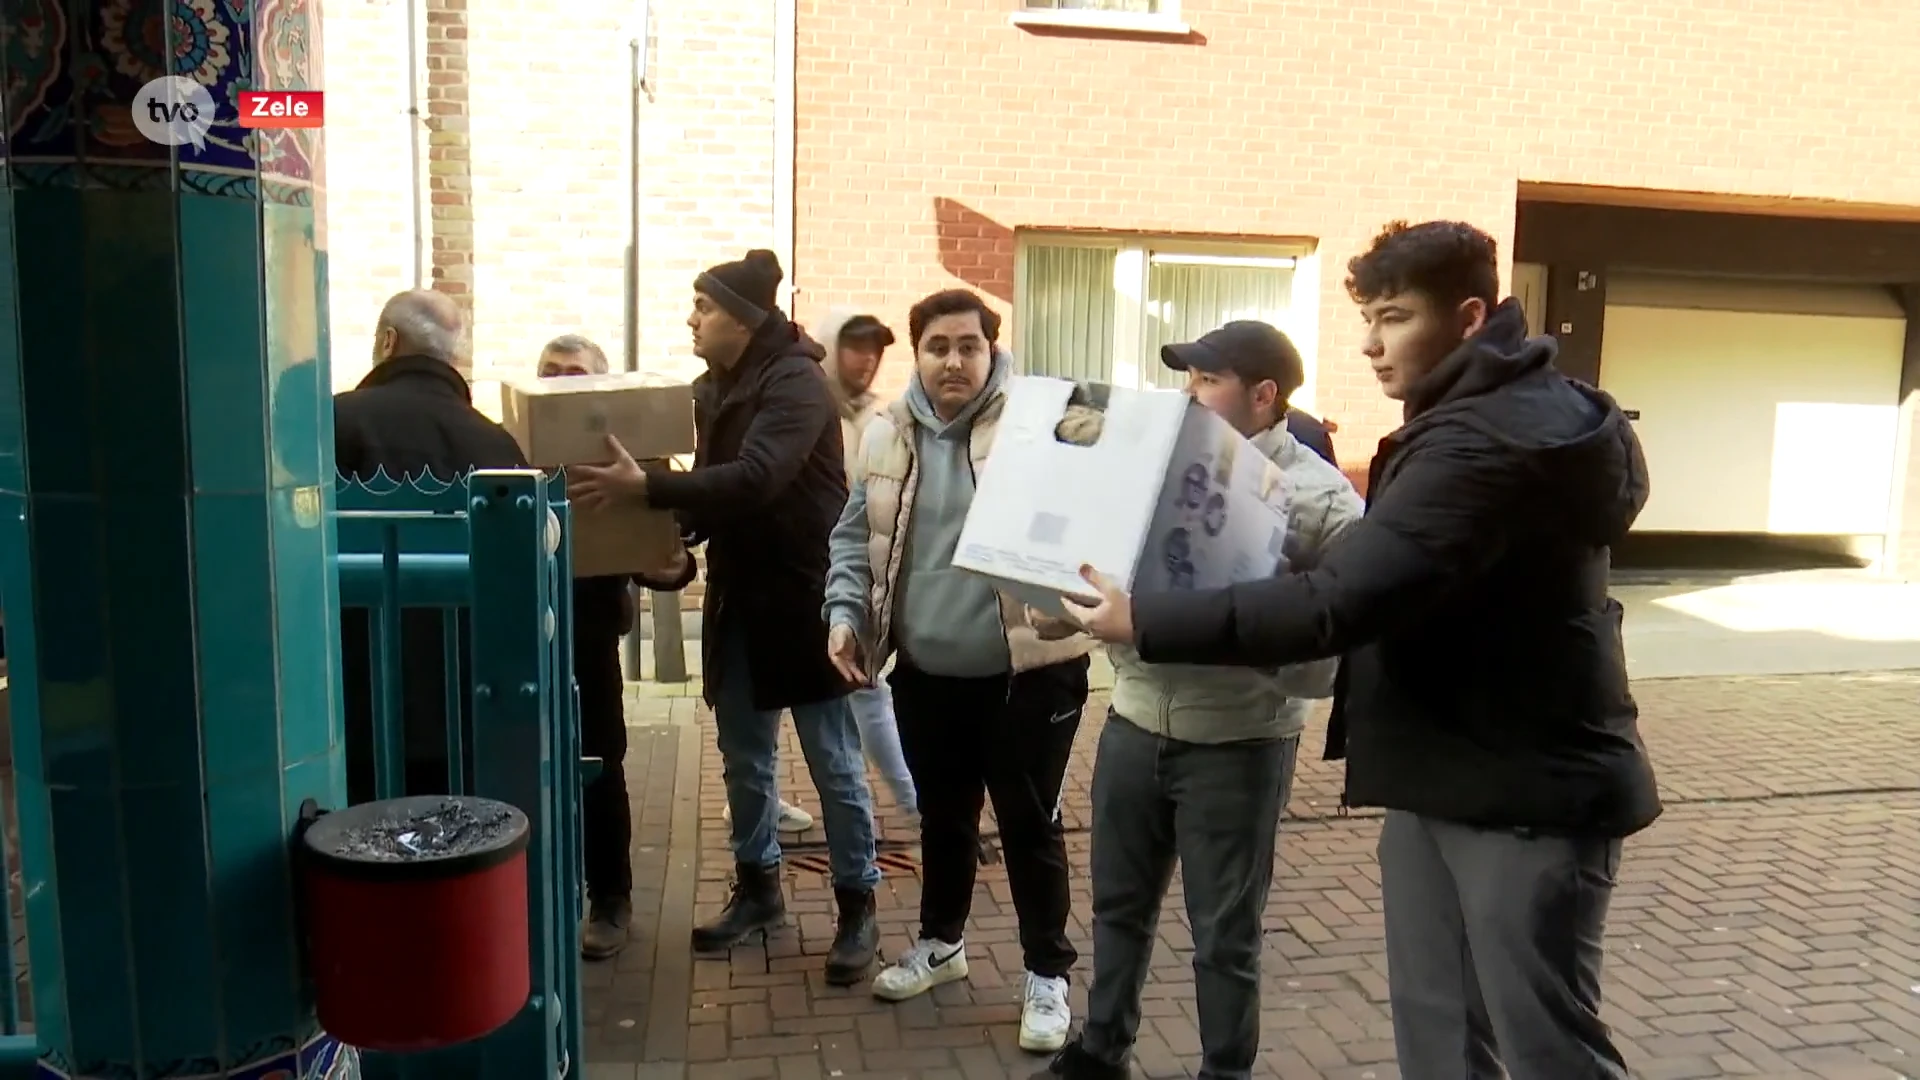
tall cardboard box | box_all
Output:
[954,377,1293,614]
[499,373,697,578]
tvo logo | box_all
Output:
[132,76,217,150]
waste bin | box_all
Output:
[299,795,532,1052]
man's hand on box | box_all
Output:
[644,545,689,585]
[826,623,868,687]
[566,434,648,511]
[1060,565,1135,646]
[1025,606,1083,641]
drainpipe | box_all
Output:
[405,0,425,287]
[624,39,640,378]
[621,1,654,681]
[773,0,797,311]
[624,1,651,374]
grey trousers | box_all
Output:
[1379,810,1630,1080]
[1082,714,1299,1080]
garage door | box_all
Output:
[1598,274,1907,535]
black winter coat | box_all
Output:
[643,314,854,711]
[1131,300,1663,838]
[334,356,531,802]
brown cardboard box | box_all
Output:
[498,372,696,463]
[499,373,698,579]
[568,500,683,580]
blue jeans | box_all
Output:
[848,682,917,814]
[712,631,880,891]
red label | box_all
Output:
[238,90,325,129]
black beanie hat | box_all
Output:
[695,249,784,330]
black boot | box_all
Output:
[1033,1039,1130,1080]
[823,886,878,986]
[690,861,786,952]
[580,895,633,961]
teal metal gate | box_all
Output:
[332,467,585,1080]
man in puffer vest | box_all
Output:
[822,288,1093,1055]
[1037,322,1364,1080]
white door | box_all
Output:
[1599,273,1906,535]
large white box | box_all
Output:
[955,377,1293,614]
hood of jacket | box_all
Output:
[698,309,825,401]
[904,348,1013,436]
[1403,298,1650,547]
[813,306,879,424]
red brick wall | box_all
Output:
[793,0,1920,462]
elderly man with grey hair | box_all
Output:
[335,289,531,804]
[531,333,703,960]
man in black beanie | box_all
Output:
[568,249,882,985]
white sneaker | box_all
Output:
[870,937,968,1002]
[1018,971,1071,1053]
[722,800,814,834]
[775,801,813,833]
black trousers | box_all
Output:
[888,653,1090,979]
[579,636,632,903]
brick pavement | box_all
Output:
[587,672,1920,1080]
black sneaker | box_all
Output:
[580,896,632,961]
[1033,1038,1130,1080]
[823,886,878,986]
[690,861,786,952]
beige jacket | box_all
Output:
[824,380,1094,682]
[813,307,886,481]
[1058,414,1364,744]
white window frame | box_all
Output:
[1009,0,1190,37]
[1012,232,1324,413]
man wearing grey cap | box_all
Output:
[1034,321,1363,1080]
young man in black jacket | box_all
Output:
[568,250,880,987]
[1064,221,1661,1080]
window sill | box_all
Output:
[1008,9,1193,38]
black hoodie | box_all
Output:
[1131,299,1663,837]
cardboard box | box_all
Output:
[566,501,684,580]
[498,372,696,464]
[954,377,1293,614]
[499,373,697,580]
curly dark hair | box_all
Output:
[907,288,1002,348]
[1345,220,1500,310]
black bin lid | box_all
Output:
[302,795,531,882]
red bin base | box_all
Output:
[300,795,532,1053]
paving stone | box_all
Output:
[591,671,1920,1079]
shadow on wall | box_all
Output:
[933,198,1014,302]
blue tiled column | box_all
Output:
[0,0,349,1077]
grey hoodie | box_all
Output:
[822,352,1014,678]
